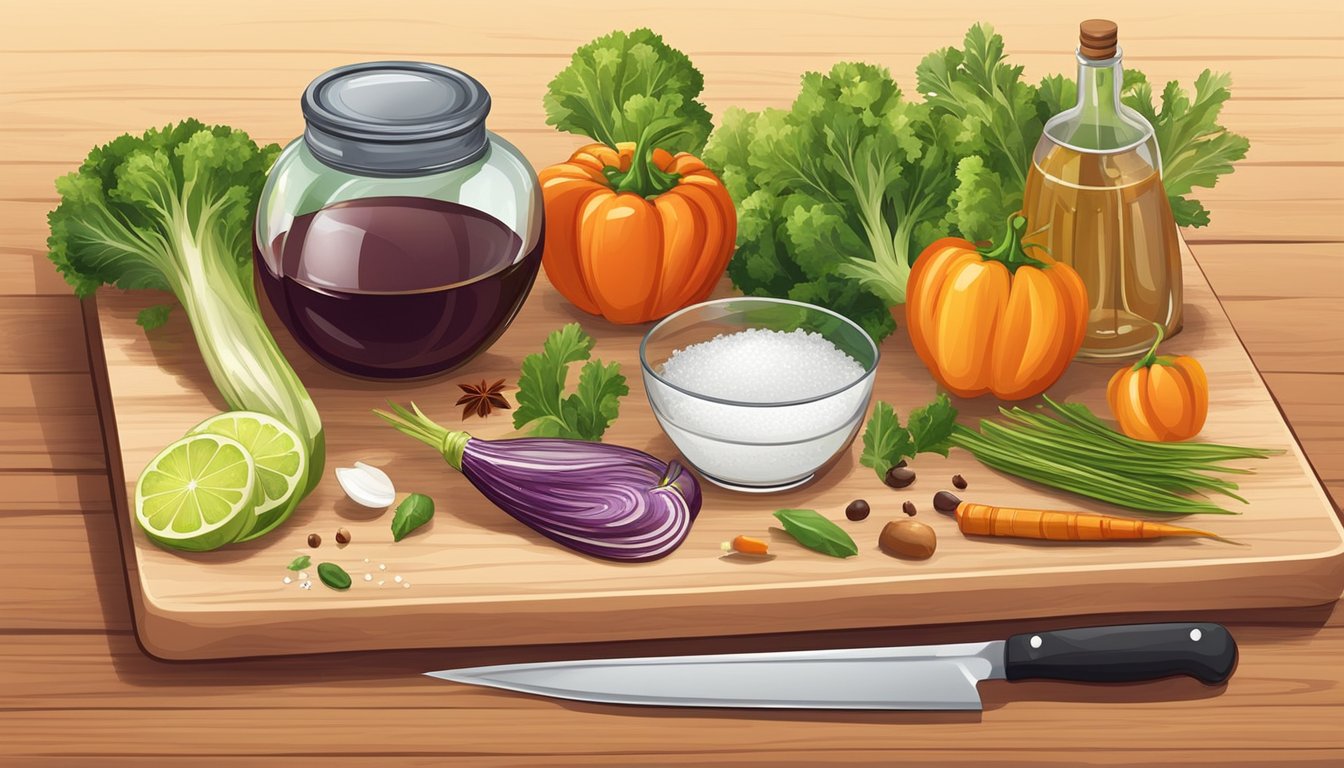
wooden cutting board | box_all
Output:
[87,237,1344,660]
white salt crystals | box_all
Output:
[646,326,876,491]
[660,328,865,402]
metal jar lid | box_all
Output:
[301,61,492,176]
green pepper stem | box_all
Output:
[610,120,689,198]
[1132,323,1173,371]
[977,214,1049,273]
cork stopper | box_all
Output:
[1079,19,1118,60]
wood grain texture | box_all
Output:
[5,619,1343,710]
[7,755,1344,768]
[1,0,1342,763]
[91,235,1344,659]
[1261,373,1344,484]
[4,702,1343,757]
[0,373,106,472]
[0,510,131,631]
[0,297,88,373]
[0,472,113,515]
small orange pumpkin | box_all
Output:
[538,142,736,324]
[1107,324,1208,442]
[905,215,1088,401]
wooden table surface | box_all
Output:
[2,0,1341,763]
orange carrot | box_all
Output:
[933,491,1232,543]
[722,535,770,556]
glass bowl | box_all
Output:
[640,297,879,493]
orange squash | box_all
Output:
[905,215,1087,401]
[538,142,736,324]
[1107,324,1208,442]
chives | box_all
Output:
[948,398,1280,515]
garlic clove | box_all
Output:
[353,461,393,489]
[336,464,396,508]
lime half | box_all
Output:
[189,411,307,542]
[135,433,257,552]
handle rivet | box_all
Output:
[1190,628,1202,642]
[1030,635,1042,649]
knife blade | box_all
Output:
[425,622,1237,710]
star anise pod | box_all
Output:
[456,378,511,420]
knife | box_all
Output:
[425,622,1237,710]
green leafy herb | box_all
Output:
[908,394,958,456]
[286,555,310,571]
[859,402,912,479]
[705,23,1248,333]
[915,23,1043,243]
[545,28,712,197]
[391,493,435,542]
[136,304,172,330]
[704,61,961,340]
[1121,71,1250,228]
[918,24,1247,233]
[859,395,959,479]
[316,562,351,591]
[513,324,628,441]
[947,397,1279,515]
[773,509,859,558]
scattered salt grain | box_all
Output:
[394,575,403,584]
[378,580,385,586]
[298,572,309,581]
[299,581,312,590]
[378,563,387,571]
[403,582,411,589]
[282,576,292,584]
[659,328,864,403]
[363,573,373,582]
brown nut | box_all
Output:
[335,527,351,545]
[878,520,937,560]
[307,533,321,548]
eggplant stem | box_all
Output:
[374,401,470,471]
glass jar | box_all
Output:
[1021,20,1182,359]
[255,62,544,379]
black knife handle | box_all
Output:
[1004,623,1237,685]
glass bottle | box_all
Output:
[1022,19,1181,358]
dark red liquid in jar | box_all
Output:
[256,196,541,379]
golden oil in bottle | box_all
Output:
[1022,19,1182,358]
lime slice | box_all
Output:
[135,433,257,552]
[189,411,307,542]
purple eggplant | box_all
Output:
[375,402,701,562]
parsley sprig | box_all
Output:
[512,324,628,442]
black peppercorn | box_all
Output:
[845,499,871,521]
